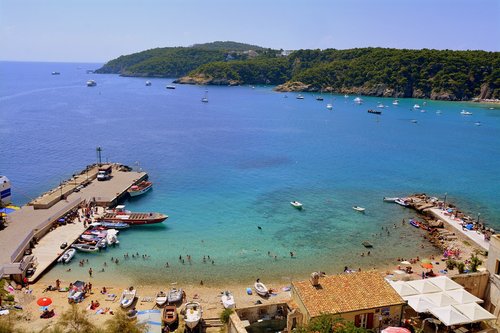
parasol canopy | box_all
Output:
[421,262,434,269]
[382,327,411,333]
[37,297,52,306]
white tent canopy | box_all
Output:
[445,288,483,304]
[389,281,419,297]
[454,303,497,322]
[406,279,442,294]
[403,295,435,313]
[425,276,463,291]
[423,292,459,307]
[428,305,471,326]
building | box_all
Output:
[485,234,500,326]
[291,271,406,330]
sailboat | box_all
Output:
[201,90,208,103]
[316,89,324,101]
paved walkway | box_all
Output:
[428,208,490,251]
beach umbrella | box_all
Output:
[37,297,52,306]
[421,263,434,269]
[382,327,411,333]
[400,261,411,265]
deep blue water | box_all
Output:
[1,61,499,286]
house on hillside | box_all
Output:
[291,271,406,330]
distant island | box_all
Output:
[96,41,500,101]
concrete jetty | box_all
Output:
[0,163,147,282]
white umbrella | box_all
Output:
[407,279,442,294]
[428,305,470,326]
[389,281,419,297]
[426,276,462,291]
[403,295,435,313]
[423,292,459,307]
[453,303,496,322]
[445,289,483,304]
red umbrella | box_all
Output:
[37,297,52,306]
[421,262,434,269]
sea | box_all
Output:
[1,61,499,287]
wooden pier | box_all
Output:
[0,164,147,282]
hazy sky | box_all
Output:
[1,0,499,63]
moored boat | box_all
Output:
[383,197,399,203]
[184,301,202,329]
[352,206,365,212]
[460,110,472,115]
[163,305,178,325]
[221,291,235,309]
[167,288,183,304]
[354,97,363,104]
[392,100,399,105]
[290,201,303,209]
[296,94,304,100]
[166,85,176,89]
[51,71,60,75]
[145,81,152,86]
[86,80,97,87]
[120,287,137,308]
[362,241,373,248]
[155,291,167,307]
[409,218,420,228]
[57,248,76,264]
[254,279,269,297]
[71,243,99,253]
[413,104,420,109]
[92,221,130,229]
[395,198,409,207]
[127,181,153,197]
[367,109,382,115]
[326,103,333,110]
[98,205,168,225]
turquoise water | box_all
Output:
[1,61,499,286]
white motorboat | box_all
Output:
[201,90,208,103]
[413,104,420,109]
[166,85,176,89]
[145,81,152,86]
[71,243,99,253]
[221,291,235,309]
[395,198,409,207]
[167,288,183,303]
[377,103,384,108]
[326,103,333,110]
[254,280,269,297]
[120,288,137,308]
[155,291,168,307]
[352,206,366,212]
[93,221,129,229]
[296,94,304,100]
[353,97,363,104]
[57,248,76,264]
[290,201,303,209]
[383,197,399,203]
[86,80,97,87]
[127,181,153,197]
[184,301,202,329]
[51,71,60,75]
[392,100,399,105]
[460,110,473,115]
[106,229,119,245]
[344,94,349,98]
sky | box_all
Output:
[0,0,499,63]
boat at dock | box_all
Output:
[57,248,76,264]
[290,201,303,209]
[71,243,99,253]
[184,301,202,329]
[167,287,183,304]
[352,206,365,212]
[163,305,178,325]
[395,198,410,207]
[91,221,130,229]
[409,218,420,228]
[254,280,269,297]
[120,288,137,308]
[368,109,382,115]
[383,197,399,203]
[221,291,235,309]
[98,205,168,225]
[127,180,153,197]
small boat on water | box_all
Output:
[409,219,420,228]
[354,97,363,104]
[395,198,409,207]
[155,291,168,307]
[71,243,99,253]
[392,100,399,105]
[254,280,269,297]
[413,104,420,109]
[167,288,183,304]
[352,206,365,212]
[184,301,202,329]
[163,305,178,325]
[86,80,97,87]
[290,201,303,209]
[127,180,153,197]
[362,241,373,248]
[166,85,176,89]
[368,109,382,115]
[51,71,60,75]
[377,103,385,108]
[145,81,152,86]
[316,96,324,101]
[120,288,137,308]
[57,248,76,264]
[221,291,235,309]
[460,110,473,115]
[296,94,304,100]
[383,197,399,203]
[201,90,209,103]
[326,103,333,110]
[98,205,168,225]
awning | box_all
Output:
[403,295,435,313]
[445,289,483,304]
[423,292,459,307]
[425,276,463,291]
[406,279,441,294]
[389,281,419,297]
[453,303,497,322]
[428,305,470,326]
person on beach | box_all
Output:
[88,268,93,277]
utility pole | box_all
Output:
[96,147,102,166]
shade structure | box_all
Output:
[453,303,496,322]
[421,263,434,269]
[428,305,470,326]
[389,281,419,297]
[445,288,483,304]
[423,292,459,307]
[382,327,411,333]
[406,279,442,294]
[426,276,462,291]
[37,297,52,306]
[403,295,435,313]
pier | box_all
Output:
[0,163,147,282]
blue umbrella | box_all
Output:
[0,207,15,214]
